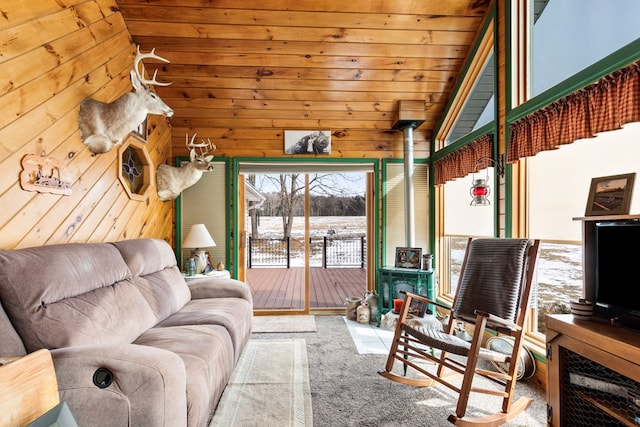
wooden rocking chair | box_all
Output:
[379,238,540,426]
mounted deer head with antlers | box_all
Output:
[156,134,217,201]
[78,46,174,155]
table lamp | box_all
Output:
[182,223,216,274]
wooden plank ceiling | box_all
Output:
[117,0,490,158]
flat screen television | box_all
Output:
[594,220,640,323]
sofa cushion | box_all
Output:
[52,343,188,427]
[156,297,253,362]
[0,300,26,357]
[0,243,157,351]
[112,239,191,322]
[134,324,235,427]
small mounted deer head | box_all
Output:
[78,46,174,155]
[156,134,217,201]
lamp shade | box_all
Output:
[183,224,216,248]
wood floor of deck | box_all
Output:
[245,267,367,310]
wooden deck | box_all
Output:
[245,267,367,310]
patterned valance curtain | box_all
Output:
[508,60,640,163]
[433,134,493,186]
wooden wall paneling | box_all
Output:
[61,118,171,244]
[161,65,456,84]
[0,108,78,200]
[148,118,173,166]
[16,150,111,248]
[128,23,475,47]
[0,128,101,248]
[0,0,120,64]
[170,128,424,142]
[157,86,449,105]
[89,188,132,242]
[1,9,87,63]
[0,55,132,245]
[0,46,133,159]
[0,0,87,29]
[165,99,399,113]
[173,117,420,131]
[116,1,490,169]
[169,128,428,158]
[109,196,147,241]
[126,184,171,239]
[0,0,491,249]
[0,31,131,131]
[141,40,468,64]
[65,178,125,242]
[119,5,483,31]
[0,2,176,249]
[118,0,488,16]
[156,53,463,74]
[170,107,395,123]
[50,161,121,244]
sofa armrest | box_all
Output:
[188,277,253,303]
[50,344,187,427]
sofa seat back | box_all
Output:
[111,239,190,321]
[0,243,158,352]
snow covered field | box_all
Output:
[250,216,582,305]
[252,215,365,239]
[249,216,366,267]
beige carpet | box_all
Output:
[252,315,317,333]
[209,339,312,427]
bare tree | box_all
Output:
[279,173,301,239]
[255,172,365,239]
[248,174,260,238]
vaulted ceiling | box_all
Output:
[118,0,491,158]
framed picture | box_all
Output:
[585,173,635,216]
[394,247,422,269]
[284,130,331,154]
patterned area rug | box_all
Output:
[209,339,312,426]
[252,315,317,333]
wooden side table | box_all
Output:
[0,349,60,426]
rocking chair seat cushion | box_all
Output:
[402,324,509,363]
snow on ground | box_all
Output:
[249,216,365,267]
[249,216,582,305]
[252,215,365,239]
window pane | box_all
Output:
[532,0,640,97]
[444,169,495,236]
[384,163,430,266]
[446,53,495,145]
[528,122,640,332]
[441,168,495,295]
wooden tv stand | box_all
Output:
[546,314,640,426]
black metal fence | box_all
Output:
[248,236,366,268]
[322,236,366,268]
[248,237,291,268]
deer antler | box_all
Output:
[134,45,172,87]
[186,133,216,156]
